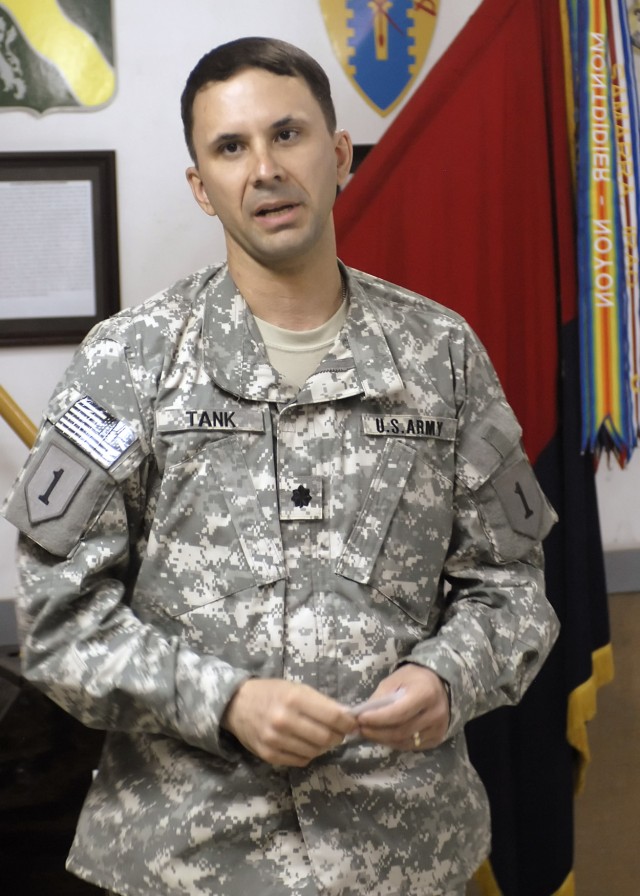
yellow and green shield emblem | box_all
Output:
[320,0,440,115]
[0,0,115,113]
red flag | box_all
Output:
[335,1,612,893]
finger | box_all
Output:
[297,695,359,738]
[289,716,350,752]
[405,728,442,751]
[357,702,424,737]
[258,711,349,760]
[248,722,322,765]
[254,743,317,768]
[408,713,450,750]
[353,680,442,728]
[359,708,447,750]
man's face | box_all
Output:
[186,68,352,274]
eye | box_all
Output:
[277,128,299,144]
[219,141,242,156]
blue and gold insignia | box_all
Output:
[320,0,440,115]
[0,0,115,113]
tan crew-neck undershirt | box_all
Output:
[253,300,348,390]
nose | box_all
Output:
[251,142,284,185]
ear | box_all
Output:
[186,166,217,217]
[334,129,354,188]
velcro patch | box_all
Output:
[25,442,90,524]
[362,414,456,440]
[156,407,265,433]
[55,396,137,468]
[493,459,545,539]
[279,476,324,520]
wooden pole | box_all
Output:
[0,386,37,449]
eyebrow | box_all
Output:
[211,131,243,147]
[272,115,300,130]
[210,115,306,146]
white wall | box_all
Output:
[596,452,640,550]
[0,0,637,605]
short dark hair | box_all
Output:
[181,37,337,163]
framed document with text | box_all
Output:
[0,151,120,346]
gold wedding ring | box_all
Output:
[413,731,421,748]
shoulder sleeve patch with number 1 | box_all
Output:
[25,442,90,524]
[492,459,547,540]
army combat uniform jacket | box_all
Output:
[3,263,559,896]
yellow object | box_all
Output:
[0,386,37,448]
[473,641,615,896]
[567,643,615,792]
[474,859,576,895]
[2,0,115,106]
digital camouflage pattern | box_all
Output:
[3,263,559,896]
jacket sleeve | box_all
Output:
[405,333,560,736]
[2,328,249,758]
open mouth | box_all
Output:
[256,204,296,217]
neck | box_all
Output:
[227,248,344,331]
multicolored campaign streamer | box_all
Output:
[563,0,640,464]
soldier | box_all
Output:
[3,37,558,896]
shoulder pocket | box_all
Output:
[457,400,556,560]
[474,452,557,561]
[3,426,116,558]
[457,400,522,489]
[3,390,147,558]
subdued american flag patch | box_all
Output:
[55,395,137,469]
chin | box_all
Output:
[254,237,317,267]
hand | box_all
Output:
[355,664,450,751]
[221,679,358,767]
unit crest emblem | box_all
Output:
[320,0,440,115]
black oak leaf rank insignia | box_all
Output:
[291,485,312,508]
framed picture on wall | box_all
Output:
[0,151,120,346]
